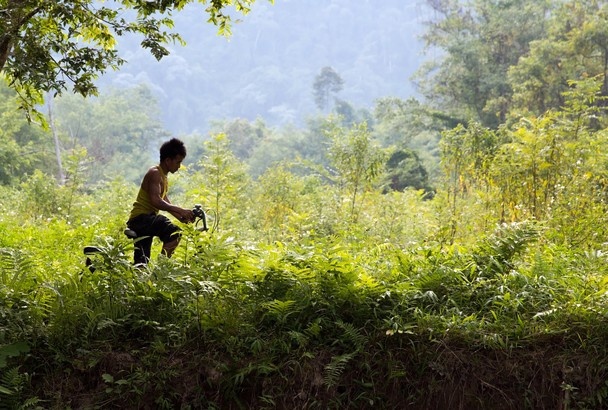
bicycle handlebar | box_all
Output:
[192,204,208,231]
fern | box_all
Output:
[335,320,367,352]
[263,299,298,324]
[0,366,29,410]
[0,248,36,292]
[473,222,539,278]
[324,352,356,389]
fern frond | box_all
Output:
[263,299,298,323]
[323,352,356,388]
[0,366,27,410]
[0,365,38,409]
[1,366,20,388]
[0,248,36,291]
[21,397,41,408]
[287,330,309,348]
[336,320,367,351]
[473,222,539,277]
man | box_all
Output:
[126,138,194,265]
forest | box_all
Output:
[95,0,427,134]
[3,0,608,408]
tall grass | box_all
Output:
[2,161,608,408]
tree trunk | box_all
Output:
[47,96,65,184]
[0,36,11,72]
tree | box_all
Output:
[491,77,608,224]
[382,148,432,195]
[253,164,307,237]
[416,0,550,128]
[0,0,270,120]
[326,121,386,221]
[313,66,344,112]
[439,121,505,240]
[210,118,267,161]
[509,1,608,118]
[54,84,170,184]
[0,80,52,185]
[198,133,250,229]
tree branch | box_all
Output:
[0,3,43,72]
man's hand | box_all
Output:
[174,207,195,223]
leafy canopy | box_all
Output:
[0,0,270,121]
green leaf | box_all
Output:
[0,342,30,368]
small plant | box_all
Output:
[0,342,38,409]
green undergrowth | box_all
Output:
[3,213,608,409]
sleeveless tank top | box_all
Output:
[128,165,168,220]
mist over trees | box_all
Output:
[98,0,427,134]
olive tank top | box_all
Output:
[128,165,168,220]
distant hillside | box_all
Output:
[99,0,429,135]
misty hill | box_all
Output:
[98,0,429,135]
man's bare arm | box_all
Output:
[145,168,193,221]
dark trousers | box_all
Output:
[127,213,180,265]
[133,236,154,265]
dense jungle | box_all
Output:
[3,0,608,408]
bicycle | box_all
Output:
[84,204,216,270]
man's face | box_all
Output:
[166,155,184,173]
